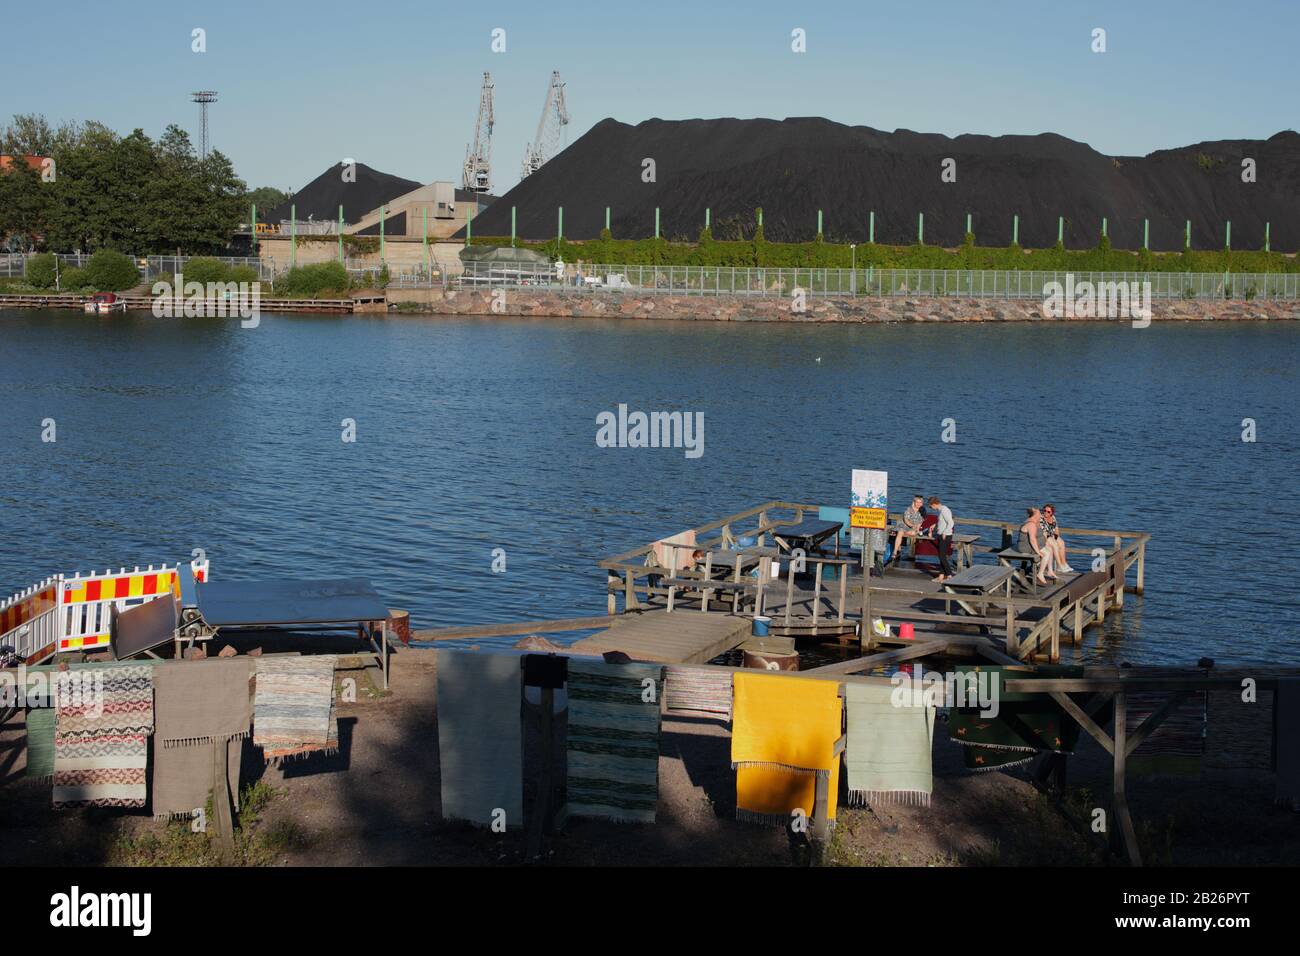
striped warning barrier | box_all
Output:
[58,560,210,654]
[0,557,210,663]
[0,578,61,662]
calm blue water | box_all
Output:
[1,309,1296,666]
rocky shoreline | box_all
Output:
[386,289,1300,323]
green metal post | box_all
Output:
[966,213,972,237]
[917,212,923,244]
[758,209,763,228]
[466,207,471,248]
[1143,219,1149,250]
[605,206,610,232]
[705,207,711,229]
[1265,222,1271,252]
[511,205,517,245]
[338,205,344,262]
[869,211,874,243]
[1012,214,1019,245]
[380,205,386,263]
[1102,217,1108,238]
[291,204,296,267]
[422,207,428,262]
[1226,221,1231,249]
[1185,220,1191,248]
[654,207,659,239]
[558,206,563,241]
[818,209,823,237]
[1057,216,1064,244]
[251,202,257,252]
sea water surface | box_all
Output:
[1,308,1296,666]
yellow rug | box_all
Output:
[731,672,842,827]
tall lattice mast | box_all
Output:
[191,91,218,159]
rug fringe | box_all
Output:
[968,754,1035,772]
[161,731,249,749]
[846,788,932,808]
[951,739,1037,753]
[736,807,793,828]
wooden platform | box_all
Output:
[566,610,751,665]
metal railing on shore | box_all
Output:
[0,253,276,282]
[456,262,1300,300]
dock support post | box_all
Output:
[1112,692,1143,866]
[1074,601,1084,643]
[811,770,830,864]
[624,569,639,611]
[1135,540,1146,595]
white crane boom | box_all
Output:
[520,71,570,179]
[463,72,494,193]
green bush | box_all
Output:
[180,256,230,285]
[25,253,58,288]
[81,250,140,291]
[279,261,348,296]
[60,267,87,290]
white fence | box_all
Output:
[0,557,210,663]
[456,262,1300,300]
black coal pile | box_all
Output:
[265,162,421,225]
[465,117,1300,251]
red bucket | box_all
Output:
[899,622,915,641]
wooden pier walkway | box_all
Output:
[566,611,751,664]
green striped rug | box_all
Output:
[565,660,662,824]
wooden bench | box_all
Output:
[997,547,1045,594]
[661,577,759,614]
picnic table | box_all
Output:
[771,518,844,557]
[996,547,1043,594]
[666,545,779,615]
[939,564,1015,619]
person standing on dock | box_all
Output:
[929,495,954,582]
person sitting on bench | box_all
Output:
[891,495,925,566]
[1039,504,1074,573]
[1019,507,1058,586]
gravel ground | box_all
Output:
[1,650,1294,866]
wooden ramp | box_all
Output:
[568,610,751,665]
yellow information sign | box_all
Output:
[850,506,886,530]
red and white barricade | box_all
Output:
[0,556,210,663]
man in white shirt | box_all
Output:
[928,495,955,582]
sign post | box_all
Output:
[851,469,888,649]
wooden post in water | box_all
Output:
[1112,692,1142,866]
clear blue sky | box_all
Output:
[2,0,1295,193]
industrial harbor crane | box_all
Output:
[463,72,494,193]
[521,71,570,180]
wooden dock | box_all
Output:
[598,499,1149,663]
[566,611,751,664]
[0,293,357,313]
